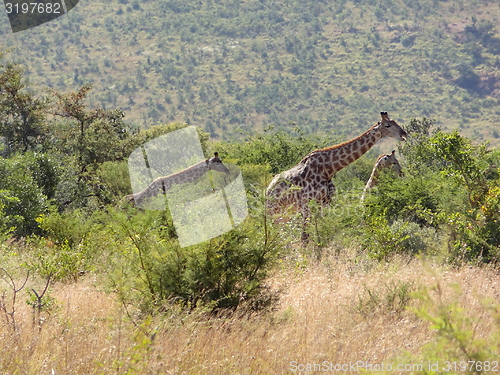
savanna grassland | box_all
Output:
[1,110,500,373]
[1,250,500,374]
[2,1,500,374]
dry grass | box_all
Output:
[1,248,500,374]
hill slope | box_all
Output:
[1,0,500,143]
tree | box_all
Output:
[0,153,55,236]
[0,48,50,156]
[454,61,480,90]
[51,84,140,208]
[431,131,491,210]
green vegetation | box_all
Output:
[2,45,500,317]
[2,6,500,370]
[1,47,288,313]
[1,0,500,142]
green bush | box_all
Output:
[390,219,440,256]
[363,170,457,225]
[362,209,410,261]
[410,131,500,263]
[103,204,285,313]
[35,207,94,248]
[415,195,500,265]
[97,160,132,200]
[0,152,56,236]
[308,187,366,249]
[397,117,442,174]
[26,237,91,282]
[0,194,21,243]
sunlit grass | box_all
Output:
[1,248,499,374]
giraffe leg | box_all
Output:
[323,180,335,214]
[301,203,310,242]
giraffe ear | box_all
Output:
[380,112,389,121]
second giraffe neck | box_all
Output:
[139,160,209,202]
[366,158,387,189]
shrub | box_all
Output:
[400,282,500,370]
[418,132,500,263]
[397,117,441,174]
[35,207,94,248]
[362,209,410,261]
[412,190,500,265]
[26,237,90,282]
[0,195,20,243]
[390,219,440,256]
[363,170,454,224]
[103,204,285,313]
[97,160,132,200]
[0,152,54,236]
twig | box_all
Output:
[31,273,52,332]
[0,268,29,332]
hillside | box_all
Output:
[1,0,500,143]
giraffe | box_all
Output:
[124,152,230,207]
[266,112,407,241]
[360,150,403,202]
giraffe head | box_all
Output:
[207,152,231,175]
[376,112,407,141]
[380,150,404,177]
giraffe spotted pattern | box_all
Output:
[360,150,403,203]
[266,112,407,241]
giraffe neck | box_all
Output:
[365,157,388,190]
[133,160,209,206]
[304,124,382,180]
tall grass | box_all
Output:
[1,248,499,374]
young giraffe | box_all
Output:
[360,150,403,203]
[124,152,230,207]
[266,112,407,241]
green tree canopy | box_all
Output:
[0,48,50,156]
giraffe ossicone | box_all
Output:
[360,150,403,203]
[266,111,407,242]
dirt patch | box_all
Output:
[445,20,470,43]
[477,72,500,96]
[445,21,467,35]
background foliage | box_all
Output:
[1,0,500,143]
